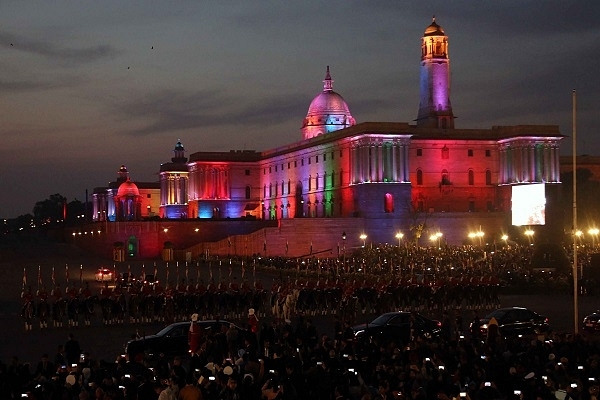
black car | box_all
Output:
[351,311,441,347]
[476,307,550,338]
[125,320,242,359]
[583,310,600,333]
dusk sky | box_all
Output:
[1,1,599,218]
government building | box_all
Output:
[85,19,563,259]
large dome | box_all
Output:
[117,179,140,197]
[301,66,355,140]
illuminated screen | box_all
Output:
[511,184,546,226]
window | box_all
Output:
[275,183,278,196]
[468,149,473,157]
[301,159,304,166]
[340,149,343,157]
[245,186,251,199]
[469,201,475,212]
[442,146,449,159]
[275,165,277,172]
[331,171,335,187]
[294,160,297,168]
[263,168,266,175]
[340,170,343,186]
[331,151,334,160]
[316,155,319,163]
[468,169,474,186]
[269,166,272,173]
[147,194,151,198]
[281,164,283,170]
[323,153,326,161]
[308,157,311,165]
[287,162,290,169]
[245,169,250,176]
[485,149,491,157]
[485,169,492,185]
[263,185,266,198]
[441,170,450,185]
[316,174,319,190]
[417,169,423,185]
[417,148,423,156]
[287,180,291,194]
[269,184,272,198]
[308,175,312,191]
[281,181,284,195]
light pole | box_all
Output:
[342,231,347,269]
[501,234,509,248]
[360,233,367,248]
[589,228,599,249]
[395,232,404,247]
[524,229,534,246]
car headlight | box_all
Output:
[481,324,488,330]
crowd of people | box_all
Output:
[9,243,600,399]
[6,309,600,400]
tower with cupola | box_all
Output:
[417,17,454,129]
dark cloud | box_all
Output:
[116,89,307,137]
[0,31,119,64]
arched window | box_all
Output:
[316,174,319,190]
[486,169,492,185]
[308,175,312,191]
[287,180,291,194]
[281,181,284,195]
[331,171,335,187]
[269,183,272,198]
[468,169,474,186]
[263,185,266,198]
[384,193,394,213]
[441,169,450,185]
[417,169,423,185]
[245,186,251,199]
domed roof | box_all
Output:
[306,66,351,116]
[301,66,355,140]
[117,178,140,197]
[424,17,445,36]
[174,139,184,152]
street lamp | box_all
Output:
[575,230,583,246]
[342,231,347,267]
[524,229,534,245]
[589,228,599,248]
[360,233,367,248]
[395,232,404,247]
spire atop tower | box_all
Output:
[323,66,333,92]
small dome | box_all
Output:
[174,139,184,151]
[424,17,445,36]
[117,179,140,197]
[301,66,355,140]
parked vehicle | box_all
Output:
[475,307,550,337]
[125,320,244,359]
[351,311,441,347]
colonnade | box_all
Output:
[351,138,410,184]
[499,141,560,184]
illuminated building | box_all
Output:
[91,18,563,247]
[92,165,159,222]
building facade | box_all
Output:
[92,19,563,243]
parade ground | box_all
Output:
[2,240,599,367]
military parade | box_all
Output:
[19,241,584,333]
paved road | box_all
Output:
[2,243,599,367]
